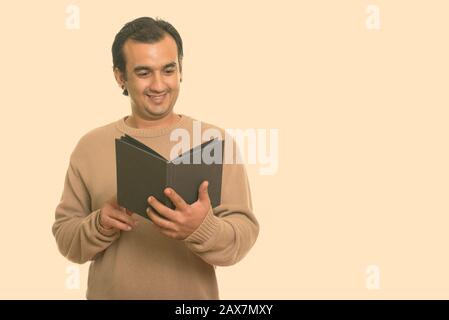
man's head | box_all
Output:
[112,17,183,120]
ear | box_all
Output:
[113,67,126,88]
[179,59,183,83]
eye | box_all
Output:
[164,69,175,74]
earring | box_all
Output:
[121,85,128,96]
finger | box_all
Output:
[164,188,188,211]
[146,207,176,230]
[110,210,138,227]
[104,216,133,231]
[158,227,177,239]
[151,222,177,239]
[198,181,210,203]
[147,196,177,220]
[108,195,121,209]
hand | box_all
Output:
[146,181,212,240]
[99,196,139,231]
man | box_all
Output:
[52,17,259,299]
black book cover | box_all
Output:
[115,134,224,219]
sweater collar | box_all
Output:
[116,114,190,138]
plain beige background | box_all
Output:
[0,0,448,299]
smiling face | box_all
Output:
[114,35,182,121]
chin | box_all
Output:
[144,105,171,117]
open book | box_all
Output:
[115,134,224,219]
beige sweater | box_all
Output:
[52,114,259,299]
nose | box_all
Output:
[149,72,166,93]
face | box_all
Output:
[114,35,182,121]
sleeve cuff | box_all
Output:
[182,206,221,244]
[95,209,119,237]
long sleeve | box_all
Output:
[52,159,120,264]
[51,115,259,299]
[182,159,259,267]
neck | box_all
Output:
[125,112,180,129]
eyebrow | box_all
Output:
[133,62,177,72]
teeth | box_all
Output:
[148,94,166,103]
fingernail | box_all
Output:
[127,226,132,231]
[148,196,153,202]
[166,189,171,195]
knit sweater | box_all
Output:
[52,114,259,299]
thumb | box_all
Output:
[198,181,210,203]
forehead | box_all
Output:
[123,35,178,69]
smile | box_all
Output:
[147,93,167,104]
